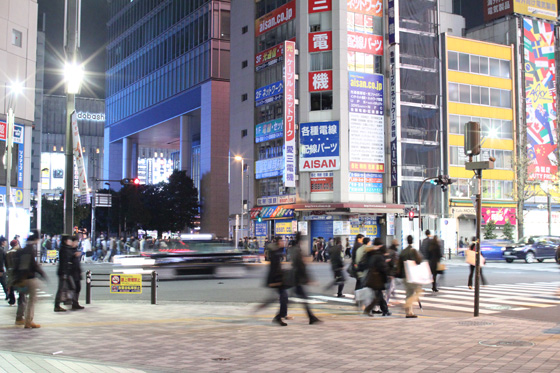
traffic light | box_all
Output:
[121,178,140,185]
[408,210,414,221]
[257,212,263,223]
[433,175,456,192]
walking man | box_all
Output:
[326,237,345,297]
[54,235,75,312]
[398,235,423,318]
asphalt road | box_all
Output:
[37,258,560,305]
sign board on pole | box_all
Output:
[110,274,142,294]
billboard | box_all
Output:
[255,118,283,143]
[255,43,284,71]
[255,0,296,37]
[524,19,557,181]
[310,172,334,193]
[309,0,332,13]
[347,0,382,17]
[255,157,284,179]
[349,172,383,193]
[484,0,557,22]
[347,31,383,55]
[481,207,517,226]
[255,80,283,106]
[299,121,340,172]
[283,40,296,187]
[348,72,385,173]
[308,31,332,53]
[309,70,333,92]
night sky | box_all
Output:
[38,0,108,99]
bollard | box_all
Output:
[448,248,451,260]
[86,270,92,304]
[151,271,158,305]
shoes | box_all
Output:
[372,310,383,314]
[309,316,322,325]
[54,306,67,312]
[283,316,294,320]
[24,322,40,329]
[272,317,287,326]
[432,289,439,292]
[337,294,345,298]
[406,314,418,318]
[15,319,25,326]
[468,286,473,290]
[382,311,392,316]
[72,304,85,310]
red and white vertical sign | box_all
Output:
[309,70,333,91]
[71,111,89,197]
[309,0,332,13]
[283,41,296,188]
[308,31,332,52]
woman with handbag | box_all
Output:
[427,236,443,292]
[362,238,391,317]
[467,237,487,289]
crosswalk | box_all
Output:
[301,281,560,315]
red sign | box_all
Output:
[283,41,296,187]
[347,31,383,55]
[311,177,334,192]
[309,0,332,13]
[347,0,383,17]
[0,121,6,140]
[481,207,517,226]
[483,0,513,22]
[309,70,333,92]
[255,43,284,69]
[308,31,332,53]
[255,0,296,37]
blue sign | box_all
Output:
[255,157,284,179]
[255,81,283,105]
[255,119,284,143]
[349,172,383,194]
[388,0,397,45]
[255,222,267,236]
[299,121,340,171]
[348,72,384,115]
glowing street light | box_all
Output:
[234,156,244,248]
[64,61,84,94]
[5,80,23,240]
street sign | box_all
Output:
[110,274,142,294]
[94,193,112,207]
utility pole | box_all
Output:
[63,0,82,234]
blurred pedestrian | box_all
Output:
[69,236,85,310]
[428,235,443,292]
[54,235,75,312]
[6,240,24,314]
[0,237,8,301]
[344,238,351,258]
[362,238,391,317]
[397,235,423,318]
[467,237,487,289]
[265,237,288,326]
[385,239,399,305]
[325,237,345,297]
[420,230,432,259]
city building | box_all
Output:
[443,35,516,239]
[104,0,231,236]
[0,0,38,238]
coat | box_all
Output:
[57,243,74,277]
[266,243,284,287]
[427,239,443,274]
[397,245,422,279]
[364,248,388,290]
[329,244,344,271]
[289,245,309,286]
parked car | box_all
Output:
[503,236,560,263]
[556,245,560,264]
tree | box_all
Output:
[512,131,537,239]
[502,220,515,241]
[483,220,497,239]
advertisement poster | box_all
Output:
[251,206,295,219]
[347,31,383,55]
[255,118,283,143]
[255,157,284,179]
[347,0,382,17]
[255,0,296,37]
[71,112,89,197]
[300,121,340,171]
[310,172,334,193]
[283,40,296,187]
[110,274,142,294]
[275,221,294,235]
[515,0,557,21]
[255,43,284,71]
[333,221,351,235]
[255,80,283,106]
[524,19,557,181]
[348,71,384,114]
[348,172,383,193]
[481,207,517,226]
[389,47,401,186]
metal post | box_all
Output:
[240,158,244,241]
[91,192,96,243]
[151,270,157,305]
[86,270,91,304]
[417,177,436,250]
[5,108,14,240]
[547,193,552,236]
[474,170,482,317]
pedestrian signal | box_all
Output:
[408,210,414,221]
[121,178,140,186]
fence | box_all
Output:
[85,270,158,305]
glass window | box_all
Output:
[311,92,333,111]
[489,58,500,77]
[501,90,511,108]
[503,151,512,169]
[471,86,480,104]
[482,180,492,199]
[310,54,322,71]
[450,147,459,165]
[448,51,458,70]
[502,120,513,139]
[500,60,510,78]
[494,180,503,199]
[449,83,458,102]
[490,88,501,106]
[470,55,480,74]
[459,53,469,72]
[449,115,460,134]
[480,87,489,105]
[479,57,489,75]
[481,118,491,138]
[504,181,513,198]
[459,84,470,103]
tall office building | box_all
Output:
[0,0,38,238]
[105,0,231,236]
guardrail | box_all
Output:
[85,270,158,305]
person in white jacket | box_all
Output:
[82,235,93,263]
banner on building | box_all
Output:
[255,157,284,179]
[255,119,283,143]
[524,19,557,181]
[309,70,333,92]
[481,207,517,226]
[347,0,382,17]
[309,31,332,53]
[347,31,383,55]
[300,121,340,171]
[71,112,89,197]
[283,40,296,187]
[309,0,332,13]
[310,172,334,193]
[389,45,401,186]
[348,72,385,172]
[484,0,557,22]
[255,80,283,106]
[255,43,285,71]
[255,0,296,37]
[349,172,383,193]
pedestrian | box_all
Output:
[355,237,372,293]
[350,234,365,291]
[11,230,47,328]
[316,238,325,262]
[467,236,487,289]
[54,235,75,312]
[288,233,321,325]
[325,237,345,297]
[265,236,289,326]
[0,237,8,301]
[362,238,391,317]
[420,229,432,259]
[6,240,25,315]
[397,235,423,318]
[69,235,85,310]
[312,238,318,261]
[344,238,351,258]
[82,234,92,262]
[459,236,465,249]
[385,239,399,305]
[428,235,443,292]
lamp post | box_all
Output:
[540,181,552,236]
[5,81,22,240]
[36,167,49,232]
[234,156,244,248]
[63,0,83,235]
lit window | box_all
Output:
[12,29,22,47]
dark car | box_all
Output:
[503,235,560,263]
[556,246,560,264]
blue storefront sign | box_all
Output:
[255,118,284,143]
[299,121,340,171]
[255,80,283,106]
[255,157,284,179]
[348,71,384,115]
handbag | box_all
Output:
[436,262,446,273]
[404,260,433,285]
[346,264,357,278]
[465,250,485,267]
[355,287,374,305]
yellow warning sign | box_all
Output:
[109,274,142,294]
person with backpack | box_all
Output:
[397,235,423,318]
[12,230,47,328]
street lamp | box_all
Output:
[36,167,49,232]
[234,155,244,248]
[5,81,23,240]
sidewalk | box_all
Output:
[1,299,559,372]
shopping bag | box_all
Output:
[355,287,374,305]
[465,250,485,267]
[404,260,433,285]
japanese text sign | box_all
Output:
[256,0,296,37]
[309,0,332,13]
[300,121,340,171]
[283,40,296,187]
[347,0,382,17]
[349,71,384,114]
[255,118,284,143]
[255,81,283,106]
[255,43,284,71]
[347,31,383,55]
[309,31,332,53]
[309,70,333,92]
[110,274,142,294]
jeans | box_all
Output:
[468,265,487,287]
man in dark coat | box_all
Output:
[363,238,390,316]
[326,237,345,297]
[350,234,364,291]
[427,236,443,292]
[266,237,288,326]
[0,237,8,300]
[54,235,75,312]
[69,236,85,310]
[289,233,320,324]
[420,230,432,259]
